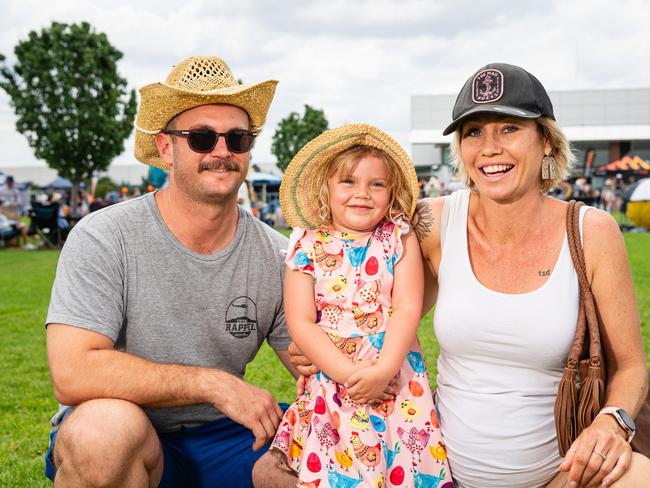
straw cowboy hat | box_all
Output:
[134,55,278,169]
[280,123,419,229]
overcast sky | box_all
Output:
[1,0,649,170]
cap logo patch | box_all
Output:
[472,69,504,104]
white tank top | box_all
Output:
[434,190,586,488]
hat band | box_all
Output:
[135,124,162,135]
[161,81,234,92]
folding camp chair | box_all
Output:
[29,202,62,248]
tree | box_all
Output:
[94,175,119,200]
[0,21,137,214]
[271,105,328,172]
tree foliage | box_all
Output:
[0,21,136,199]
[94,175,119,200]
[271,105,328,172]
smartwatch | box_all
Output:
[597,406,636,443]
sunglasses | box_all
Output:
[162,128,256,154]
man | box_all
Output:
[45,56,298,487]
[0,208,30,248]
[0,175,20,219]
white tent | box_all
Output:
[630,178,650,202]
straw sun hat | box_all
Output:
[280,123,419,229]
[134,56,278,169]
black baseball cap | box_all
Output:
[442,63,555,135]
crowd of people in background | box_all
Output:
[548,174,640,214]
[237,180,288,229]
[419,172,644,216]
[0,175,150,249]
[0,169,647,250]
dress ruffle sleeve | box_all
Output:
[387,219,411,274]
[284,227,315,276]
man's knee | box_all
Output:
[54,399,161,485]
[252,449,296,488]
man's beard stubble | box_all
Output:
[174,157,245,205]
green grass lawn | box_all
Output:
[1,233,649,486]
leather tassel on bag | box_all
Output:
[555,362,578,456]
[577,360,606,431]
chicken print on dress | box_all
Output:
[271,224,453,487]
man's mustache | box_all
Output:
[198,159,241,173]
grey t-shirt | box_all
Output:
[47,192,290,432]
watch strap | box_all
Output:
[598,406,635,442]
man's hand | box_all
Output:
[288,342,319,377]
[215,375,283,451]
[295,375,306,397]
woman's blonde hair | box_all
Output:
[450,116,575,193]
[315,145,414,227]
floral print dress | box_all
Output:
[271,222,453,488]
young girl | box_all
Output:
[272,124,453,488]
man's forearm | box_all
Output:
[52,346,237,410]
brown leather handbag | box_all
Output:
[554,200,650,457]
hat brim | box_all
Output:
[442,105,541,136]
[134,79,278,169]
[280,123,419,229]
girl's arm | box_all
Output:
[346,230,424,402]
[284,266,360,384]
[375,230,424,375]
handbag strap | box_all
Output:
[566,200,604,364]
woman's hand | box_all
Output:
[559,415,632,487]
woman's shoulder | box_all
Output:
[581,205,619,234]
[549,198,624,280]
[581,206,624,261]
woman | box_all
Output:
[413,63,649,487]
[288,63,650,487]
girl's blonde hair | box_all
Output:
[315,145,414,227]
[450,116,575,193]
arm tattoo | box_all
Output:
[413,201,435,243]
[538,269,551,276]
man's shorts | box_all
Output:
[45,405,289,487]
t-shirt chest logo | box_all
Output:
[472,69,504,103]
[225,296,257,338]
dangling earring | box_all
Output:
[542,151,558,180]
